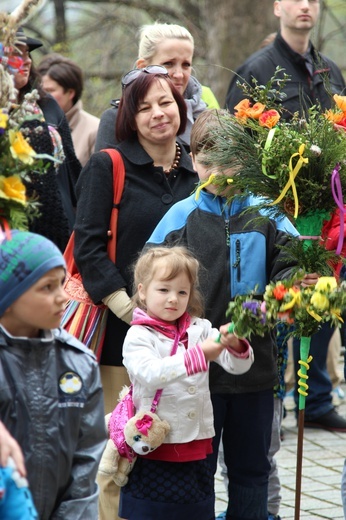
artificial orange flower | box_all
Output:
[234,99,251,120]
[277,311,295,324]
[272,283,287,300]
[324,109,344,124]
[2,175,26,203]
[333,94,346,114]
[259,109,280,129]
[246,102,266,119]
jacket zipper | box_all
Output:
[232,238,241,282]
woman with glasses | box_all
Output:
[73,67,198,520]
[95,22,219,153]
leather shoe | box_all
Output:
[304,409,346,432]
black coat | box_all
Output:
[22,95,81,251]
[225,32,346,117]
[74,137,198,366]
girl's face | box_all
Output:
[138,264,191,323]
[138,38,193,96]
[0,267,67,338]
[10,44,31,91]
[135,79,181,148]
[41,75,75,113]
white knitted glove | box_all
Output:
[102,289,134,325]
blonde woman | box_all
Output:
[95,22,219,153]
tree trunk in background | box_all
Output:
[53,0,67,46]
[199,0,278,106]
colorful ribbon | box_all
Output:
[135,414,153,436]
[270,143,309,219]
[195,174,216,200]
[262,127,277,178]
[297,355,313,397]
[330,163,345,255]
[195,174,233,200]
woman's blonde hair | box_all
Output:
[137,22,194,62]
[132,246,204,317]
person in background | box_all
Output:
[73,67,198,520]
[38,54,100,167]
[0,230,106,519]
[7,28,81,251]
[95,22,219,153]
[225,0,346,434]
[118,246,254,520]
[146,109,301,520]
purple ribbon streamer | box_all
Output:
[331,163,345,256]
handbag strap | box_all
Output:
[63,149,125,272]
[100,148,125,264]
[150,330,181,413]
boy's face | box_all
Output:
[0,267,67,338]
[192,153,238,197]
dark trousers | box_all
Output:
[208,389,274,520]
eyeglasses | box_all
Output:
[121,65,169,90]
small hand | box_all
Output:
[300,272,319,288]
[219,322,247,353]
[200,337,227,362]
[0,422,26,476]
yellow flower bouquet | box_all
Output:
[227,276,346,340]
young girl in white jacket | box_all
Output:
[119,246,254,520]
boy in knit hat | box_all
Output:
[0,230,107,520]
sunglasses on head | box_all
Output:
[121,65,169,90]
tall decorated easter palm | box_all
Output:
[201,68,346,518]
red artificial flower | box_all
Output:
[272,284,287,300]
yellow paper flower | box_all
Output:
[0,111,8,130]
[0,175,26,203]
[310,292,329,312]
[9,129,36,165]
[315,276,337,292]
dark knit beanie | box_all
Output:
[0,230,66,316]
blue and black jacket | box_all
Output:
[147,190,299,393]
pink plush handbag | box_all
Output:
[108,330,181,462]
[108,386,136,462]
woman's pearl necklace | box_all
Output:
[163,143,181,174]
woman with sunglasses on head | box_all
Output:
[95,22,219,153]
[73,67,198,520]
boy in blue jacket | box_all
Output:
[146,109,299,520]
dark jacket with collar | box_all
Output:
[74,137,198,366]
[225,32,346,117]
[0,326,106,519]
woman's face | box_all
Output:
[41,75,75,113]
[134,78,181,149]
[140,38,193,96]
[11,44,31,91]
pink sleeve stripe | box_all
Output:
[184,344,208,375]
[226,339,251,358]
